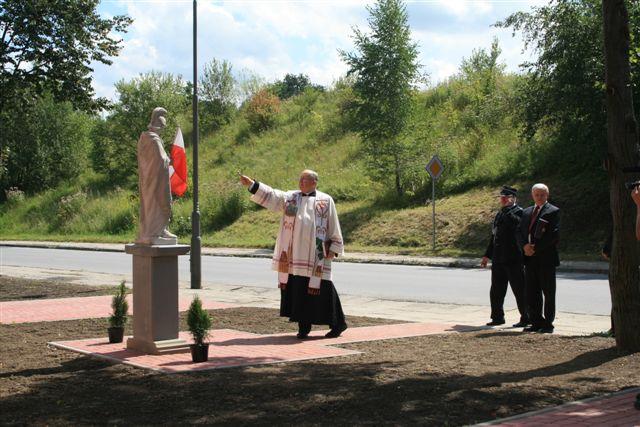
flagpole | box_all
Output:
[190,0,201,289]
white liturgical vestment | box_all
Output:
[250,183,344,286]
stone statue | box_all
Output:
[135,107,177,245]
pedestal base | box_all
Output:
[124,243,190,355]
[126,337,189,354]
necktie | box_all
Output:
[528,205,540,234]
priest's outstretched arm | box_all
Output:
[239,174,288,212]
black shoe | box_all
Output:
[512,321,531,328]
[486,320,505,326]
[325,324,347,338]
[523,326,541,332]
[538,327,554,334]
[297,323,311,339]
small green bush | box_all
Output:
[4,187,25,205]
[102,208,137,234]
[187,295,212,345]
[109,281,129,328]
[56,191,87,225]
[171,214,192,237]
[202,189,247,231]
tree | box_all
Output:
[91,72,190,185]
[459,38,505,104]
[340,0,421,196]
[455,39,508,138]
[603,0,640,352]
[236,68,266,106]
[0,92,94,194]
[199,58,237,132]
[0,0,132,112]
[272,73,324,100]
[497,0,640,176]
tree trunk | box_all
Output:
[603,0,640,352]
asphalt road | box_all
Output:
[1,246,611,315]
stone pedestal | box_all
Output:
[125,243,190,354]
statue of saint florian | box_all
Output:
[135,107,177,245]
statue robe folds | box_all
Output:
[136,130,174,245]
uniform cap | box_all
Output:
[499,186,517,197]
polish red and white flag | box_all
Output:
[169,127,188,197]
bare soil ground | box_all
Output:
[0,276,119,301]
[1,277,638,426]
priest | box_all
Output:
[240,170,347,339]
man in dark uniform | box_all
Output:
[481,186,529,327]
[517,183,560,334]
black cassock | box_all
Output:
[280,275,346,328]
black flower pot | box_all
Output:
[190,343,209,363]
[108,326,124,343]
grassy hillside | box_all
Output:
[0,79,611,260]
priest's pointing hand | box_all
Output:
[239,174,254,188]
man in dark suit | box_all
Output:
[480,186,529,327]
[517,183,560,333]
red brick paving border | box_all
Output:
[0,295,236,324]
[50,329,360,373]
[476,387,640,426]
[49,322,462,373]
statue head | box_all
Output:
[148,107,168,132]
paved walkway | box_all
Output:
[49,322,462,373]
[477,387,640,426]
[1,264,611,335]
[0,294,234,324]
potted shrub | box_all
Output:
[108,281,129,343]
[187,295,212,363]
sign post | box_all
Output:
[426,155,444,251]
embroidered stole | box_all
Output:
[277,192,331,290]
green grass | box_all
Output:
[0,82,610,261]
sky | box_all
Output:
[93,0,550,101]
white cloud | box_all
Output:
[433,0,493,19]
[92,0,545,101]
[414,22,534,83]
[425,59,458,83]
